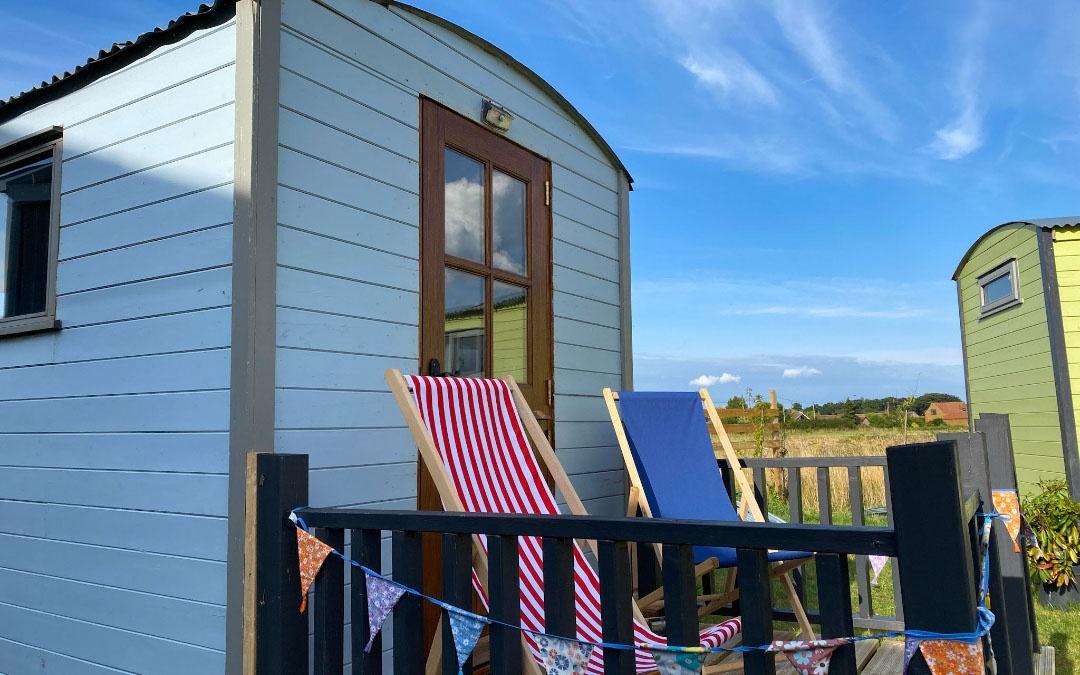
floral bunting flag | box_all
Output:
[869,555,889,585]
[919,640,984,675]
[650,648,706,674]
[768,638,849,675]
[530,632,594,675]
[903,637,922,673]
[296,527,335,613]
[447,607,485,674]
[364,572,407,652]
[992,489,1022,553]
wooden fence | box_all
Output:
[250,440,1032,675]
[711,389,782,456]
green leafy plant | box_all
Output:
[1025,480,1080,589]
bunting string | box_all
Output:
[289,509,1003,663]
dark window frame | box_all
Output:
[0,127,63,338]
[978,257,1021,318]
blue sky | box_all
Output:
[4,1,1079,407]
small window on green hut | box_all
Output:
[978,259,1021,317]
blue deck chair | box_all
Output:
[603,388,816,637]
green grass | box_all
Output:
[1033,597,1080,671]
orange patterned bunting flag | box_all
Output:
[919,639,984,675]
[297,527,335,613]
[992,489,1022,553]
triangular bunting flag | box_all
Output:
[650,648,706,674]
[768,639,848,675]
[447,607,485,674]
[530,633,594,674]
[869,555,889,585]
[992,489,1022,553]
[296,527,335,613]
[919,639,984,675]
[903,637,922,673]
[364,572,407,652]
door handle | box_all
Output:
[427,358,451,377]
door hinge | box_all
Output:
[546,379,554,406]
[544,180,551,206]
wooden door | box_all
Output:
[417,98,554,649]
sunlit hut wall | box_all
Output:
[954,218,1080,498]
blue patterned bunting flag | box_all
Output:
[447,607,485,674]
[904,637,922,673]
[530,632,594,674]
[650,648,706,674]
[364,572,406,652]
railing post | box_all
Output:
[940,429,1015,674]
[253,452,309,675]
[887,441,978,675]
[977,414,1039,674]
[392,530,424,675]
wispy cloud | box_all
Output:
[930,2,991,160]
[783,366,822,378]
[771,0,897,140]
[680,52,780,107]
[690,373,741,387]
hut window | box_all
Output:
[978,259,1021,317]
[0,128,62,338]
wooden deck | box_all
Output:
[707,638,903,673]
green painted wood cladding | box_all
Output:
[955,219,1080,496]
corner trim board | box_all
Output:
[617,174,633,391]
[1036,226,1080,500]
[954,281,974,431]
[226,1,281,673]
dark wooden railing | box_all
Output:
[716,454,903,631]
[252,441,1023,675]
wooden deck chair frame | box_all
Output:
[602,387,816,640]
[391,369,696,675]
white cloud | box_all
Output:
[783,366,822,378]
[689,373,741,387]
[930,3,990,160]
[680,53,780,107]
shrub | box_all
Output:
[1024,480,1080,590]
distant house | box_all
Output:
[924,402,969,427]
[854,413,872,427]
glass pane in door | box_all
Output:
[444,267,485,377]
[492,281,527,382]
[491,170,526,275]
[444,149,484,263]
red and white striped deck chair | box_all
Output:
[386,370,743,675]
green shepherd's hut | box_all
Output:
[954,217,1080,497]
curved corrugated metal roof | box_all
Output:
[952,217,1080,280]
[0,0,631,185]
[0,1,238,125]
[381,0,631,185]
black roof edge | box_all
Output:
[951,217,1080,280]
[0,0,238,127]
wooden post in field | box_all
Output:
[769,390,782,457]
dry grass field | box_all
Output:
[736,428,937,515]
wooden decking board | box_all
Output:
[1035,645,1056,675]
[709,634,886,674]
[861,640,904,674]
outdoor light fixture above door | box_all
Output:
[482,99,512,132]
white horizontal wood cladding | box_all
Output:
[0,17,236,670]
[276,0,627,518]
